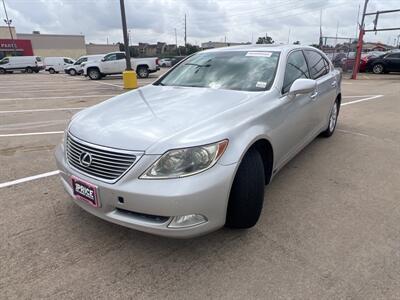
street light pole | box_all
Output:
[119,0,132,70]
[2,0,17,56]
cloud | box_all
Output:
[2,0,399,46]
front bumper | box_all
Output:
[55,144,237,238]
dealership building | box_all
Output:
[0,26,118,59]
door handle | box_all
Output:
[310,91,318,100]
[331,81,337,87]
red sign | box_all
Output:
[0,39,34,56]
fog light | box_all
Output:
[168,214,207,228]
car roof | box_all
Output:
[203,44,318,54]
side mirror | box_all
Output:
[288,78,316,97]
[101,58,105,62]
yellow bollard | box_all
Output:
[123,70,138,89]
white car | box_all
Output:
[44,57,75,74]
[83,51,160,80]
[158,58,173,67]
[0,56,44,74]
[65,54,105,76]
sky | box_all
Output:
[2,0,400,47]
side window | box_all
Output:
[0,58,9,65]
[116,53,126,60]
[104,53,117,61]
[282,50,310,94]
[386,53,400,59]
[304,50,328,79]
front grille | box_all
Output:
[66,134,138,182]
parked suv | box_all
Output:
[83,51,159,80]
[65,54,104,76]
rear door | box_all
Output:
[304,50,337,131]
[101,53,118,73]
[115,53,127,72]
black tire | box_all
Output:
[321,98,340,137]
[69,69,77,76]
[226,148,265,229]
[372,63,384,74]
[26,67,33,74]
[34,70,39,73]
[88,68,101,80]
[137,66,149,78]
[0,68,5,74]
[161,63,166,67]
[48,68,55,74]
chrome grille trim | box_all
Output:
[66,133,142,183]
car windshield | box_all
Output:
[156,50,280,92]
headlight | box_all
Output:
[140,140,228,179]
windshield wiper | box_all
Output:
[184,63,211,68]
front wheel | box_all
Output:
[48,68,55,74]
[69,69,77,76]
[26,67,33,74]
[137,66,149,78]
[88,68,101,80]
[0,68,5,74]
[226,148,265,229]
[372,64,384,74]
[321,99,339,137]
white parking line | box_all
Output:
[0,87,118,93]
[0,131,63,137]
[0,170,60,189]
[342,95,383,106]
[342,95,379,98]
[86,80,124,88]
[0,94,118,101]
[0,107,85,114]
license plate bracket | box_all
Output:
[71,176,99,207]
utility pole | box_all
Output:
[119,0,137,89]
[184,14,187,52]
[174,28,179,55]
[2,0,17,56]
[351,0,368,80]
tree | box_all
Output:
[256,35,274,44]
[293,40,300,45]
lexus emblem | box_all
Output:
[79,152,93,167]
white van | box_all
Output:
[0,56,44,74]
[44,57,75,74]
[65,54,104,76]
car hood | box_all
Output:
[69,85,255,152]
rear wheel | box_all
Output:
[88,68,101,80]
[69,69,77,76]
[0,68,5,74]
[48,68,55,74]
[372,64,384,74]
[26,67,33,74]
[226,148,265,229]
[34,69,39,73]
[321,98,339,137]
[137,66,149,78]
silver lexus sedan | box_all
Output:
[55,45,341,238]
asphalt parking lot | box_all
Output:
[1,71,400,299]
